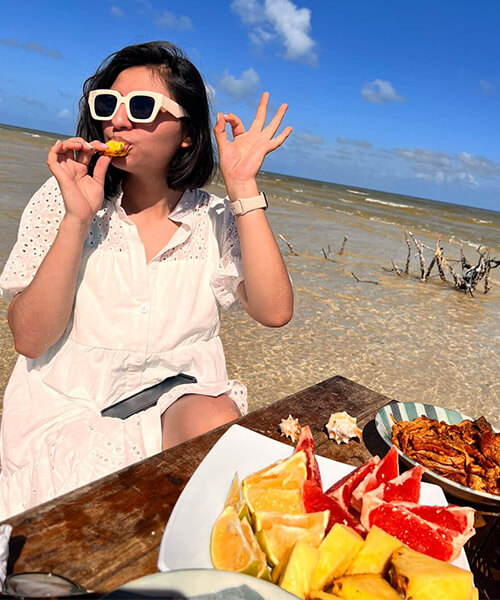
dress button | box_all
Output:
[135,353,143,363]
[139,303,149,313]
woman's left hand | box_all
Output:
[214,92,292,192]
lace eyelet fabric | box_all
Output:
[0,177,249,519]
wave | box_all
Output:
[472,219,493,224]
[369,216,399,227]
[346,189,366,195]
[339,198,353,204]
[365,197,412,209]
[23,132,41,138]
[292,188,304,193]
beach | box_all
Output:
[1,123,499,428]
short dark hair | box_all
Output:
[76,41,215,196]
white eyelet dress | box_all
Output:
[0,177,248,519]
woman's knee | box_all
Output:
[161,393,240,450]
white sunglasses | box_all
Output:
[88,89,186,123]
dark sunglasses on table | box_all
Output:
[88,90,186,124]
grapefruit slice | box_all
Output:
[397,503,475,535]
[294,425,322,488]
[351,446,399,511]
[360,496,474,562]
[326,455,380,510]
[366,465,424,504]
[303,480,365,536]
[210,506,260,575]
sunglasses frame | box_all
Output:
[88,89,186,123]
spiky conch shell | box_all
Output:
[326,411,362,444]
[279,414,302,443]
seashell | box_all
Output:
[326,411,362,444]
[279,414,302,443]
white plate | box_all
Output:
[376,402,500,506]
[103,569,297,598]
[158,424,470,572]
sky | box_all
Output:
[1,0,499,211]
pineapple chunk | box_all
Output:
[346,525,403,575]
[332,574,401,599]
[310,524,364,591]
[389,546,475,600]
[309,592,343,600]
[275,541,319,600]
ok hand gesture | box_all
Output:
[214,92,292,194]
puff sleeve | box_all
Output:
[0,177,65,302]
[209,196,244,310]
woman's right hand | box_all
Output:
[47,137,112,225]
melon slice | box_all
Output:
[294,425,322,488]
[360,496,474,562]
[366,465,424,504]
[351,446,398,511]
[326,456,380,511]
[303,480,365,536]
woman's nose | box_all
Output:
[111,102,132,129]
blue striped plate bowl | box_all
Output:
[375,402,500,506]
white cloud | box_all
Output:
[337,136,372,148]
[218,67,261,102]
[416,171,479,189]
[294,132,323,145]
[231,0,317,66]
[457,152,500,178]
[155,10,192,30]
[111,6,124,17]
[205,82,216,102]
[0,38,63,59]
[361,79,405,104]
[58,108,71,119]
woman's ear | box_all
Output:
[181,135,192,148]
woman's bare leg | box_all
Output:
[161,393,241,450]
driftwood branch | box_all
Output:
[278,234,299,256]
[338,236,348,255]
[351,272,379,285]
[389,232,498,295]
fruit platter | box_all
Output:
[158,423,477,600]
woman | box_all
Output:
[0,41,293,518]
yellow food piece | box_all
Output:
[243,450,307,487]
[102,140,127,156]
[210,506,259,576]
[240,516,271,581]
[332,574,402,600]
[275,541,320,599]
[243,480,304,515]
[309,592,343,600]
[346,525,403,575]
[224,472,249,520]
[256,521,326,566]
[389,546,476,600]
[253,510,329,531]
[310,524,364,591]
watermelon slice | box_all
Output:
[365,465,425,504]
[294,425,322,488]
[325,455,380,511]
[351,446,399,511]
[360,496,474,562]
[398,503,475,535]
[303,480,366,536]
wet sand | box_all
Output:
[1,124,499,428]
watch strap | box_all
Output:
[230,192,268,216]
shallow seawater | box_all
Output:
[1,124,499,428]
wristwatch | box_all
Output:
[230,192,268,216]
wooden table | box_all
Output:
[2,376,498,598]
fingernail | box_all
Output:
[223,113,230,118]
[55,139,61,144]
[85,142,93,149]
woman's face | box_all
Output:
[101,65,191,175]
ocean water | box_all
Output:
[0,123,499,427]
